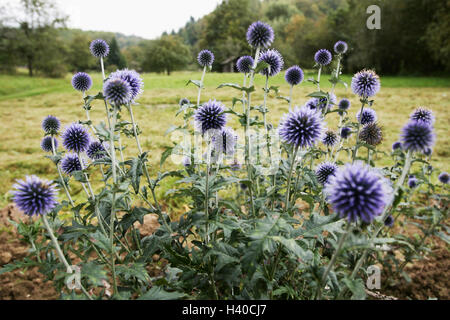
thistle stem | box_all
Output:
[317,66,322,91]
[197,66,207,107]
[285,146,299,213]
[289,85,293,112]
[50,137,74,207]
[352,101,366,162]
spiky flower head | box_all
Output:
[438,172,449,184]
[322,130,338,147]
[246,21,274,49]
[423,147,433,156]
[356,107,377,125]
[259,49,284,77]
[314,49,332,66]
[179,98,190,106]
[62,123,91,153]
[90,39,110,58]
[334,41,348,54]
[324,162,392,223]
[316,162,338,185]
[197,49,214,67]
[236,56,254,74]
[61,153,82,175]
[194,100,227,135]
[109,69,143,101]
[285,65,304,86]
[212,127,237,155]
[42,115,61,135]
[71,72,93,92]
[11,176,58,217]
[306,94,337,111]
[408,176,418,188]
[392,141,402,151]
[360,122,383,146]
[340,127,352,139]
[86,141,108,160]
[338,98,351,111]
[278,106,325,148]
[103,78,132,106]
[41,136,58,153]
[400,121,435,153]
[410,107,435,125]
[351,69,380,98]
[384,215,394,228]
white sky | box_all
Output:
[3,0,223,39]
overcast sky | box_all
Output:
[3,0,223,39]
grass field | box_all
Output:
[0,71,449,208]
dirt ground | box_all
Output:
[0,204,448,300]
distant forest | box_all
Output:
[1,0,449,77]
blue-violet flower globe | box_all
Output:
[285,66,304,86]
[246,21,274,49]
[197,50,215,67]
[351,69,380,98]
[103,78,132,106]
[236,56,254,74]
[316,162,338,185]
[61,153,82,175]
[62,123,91,153]
[194,100,227,135]
[109,69,143,101]
[41,136,58,153]
[314,49,332,66]
[400,121,435,153]
[12,176,58,216]
[71,72,92,92]
[42,115,60,134]
[259,49,284,77]
[90,39,110,58]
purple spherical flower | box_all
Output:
[212,127,237,155]
[384,215,394,228]
[334,41,348,54]
[340,127,352,139]
[179,98,190,106]
[41,136,58,153]
[259,49,284,77]
[42,115,60,134]
[197,49,214,67]
[306,94,337,111]
[194,100,227,135]
[438,172,449,184]
[360,122,383,146]
[86,141,108,160]
[62,123,91,153]
[314,49,332,66]
[408,176,418,188]
[351,69,380,98]
[11,175,58,216]
[236,56,254,74]
[392,141,402,151]
[356,107,377,125]
[61,153,82,175]
[410,107,434,125]
[400,121,435,153]
[322,130,338,147]
[423,147,433,156]
[338,98,351,111]
[103,77,132,106]
[246,21,274,49]
[278,106,325,148]
[71,72,92,92]
[90,39,110,58]
[324,162,392,223]
[285,65,304,86]
[109,69,143,101]
[316,162,338,185]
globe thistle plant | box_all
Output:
[410,107,435,125]
[194,100,227,135]
[197,50,215,67]
[392,141,402,151]
[338,98,351,111]
[109,69,143,101]
[103,78,132,106]
[212,127,237,156]
[42,115,61,135]
[86,141,108,160]
[334,41,348,54]
[71,72,93,92]
[400,121,435,153]
[316,162,338,185]
[438,172,449,184]
[340,127,352,139]
[359,122,383,146]
[246,21,274,49]
[285,66,304,86]
[356,107,377,125]
[90,39,110,58]
[384,215,395,228]
[62,123,91,153]
[278,106,325,148]
[314,49,332,66]
[41,136,58,153]
[408,176,418,188]
[351,69,380,98]
[324,162,392,223]
[423,147,433,156]
[322,130,338,147]
[236,56,254,74]
[61,153,82,175]
[11,176,58,217]
[259,49,284,77]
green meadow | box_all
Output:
[0,71,449,209]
